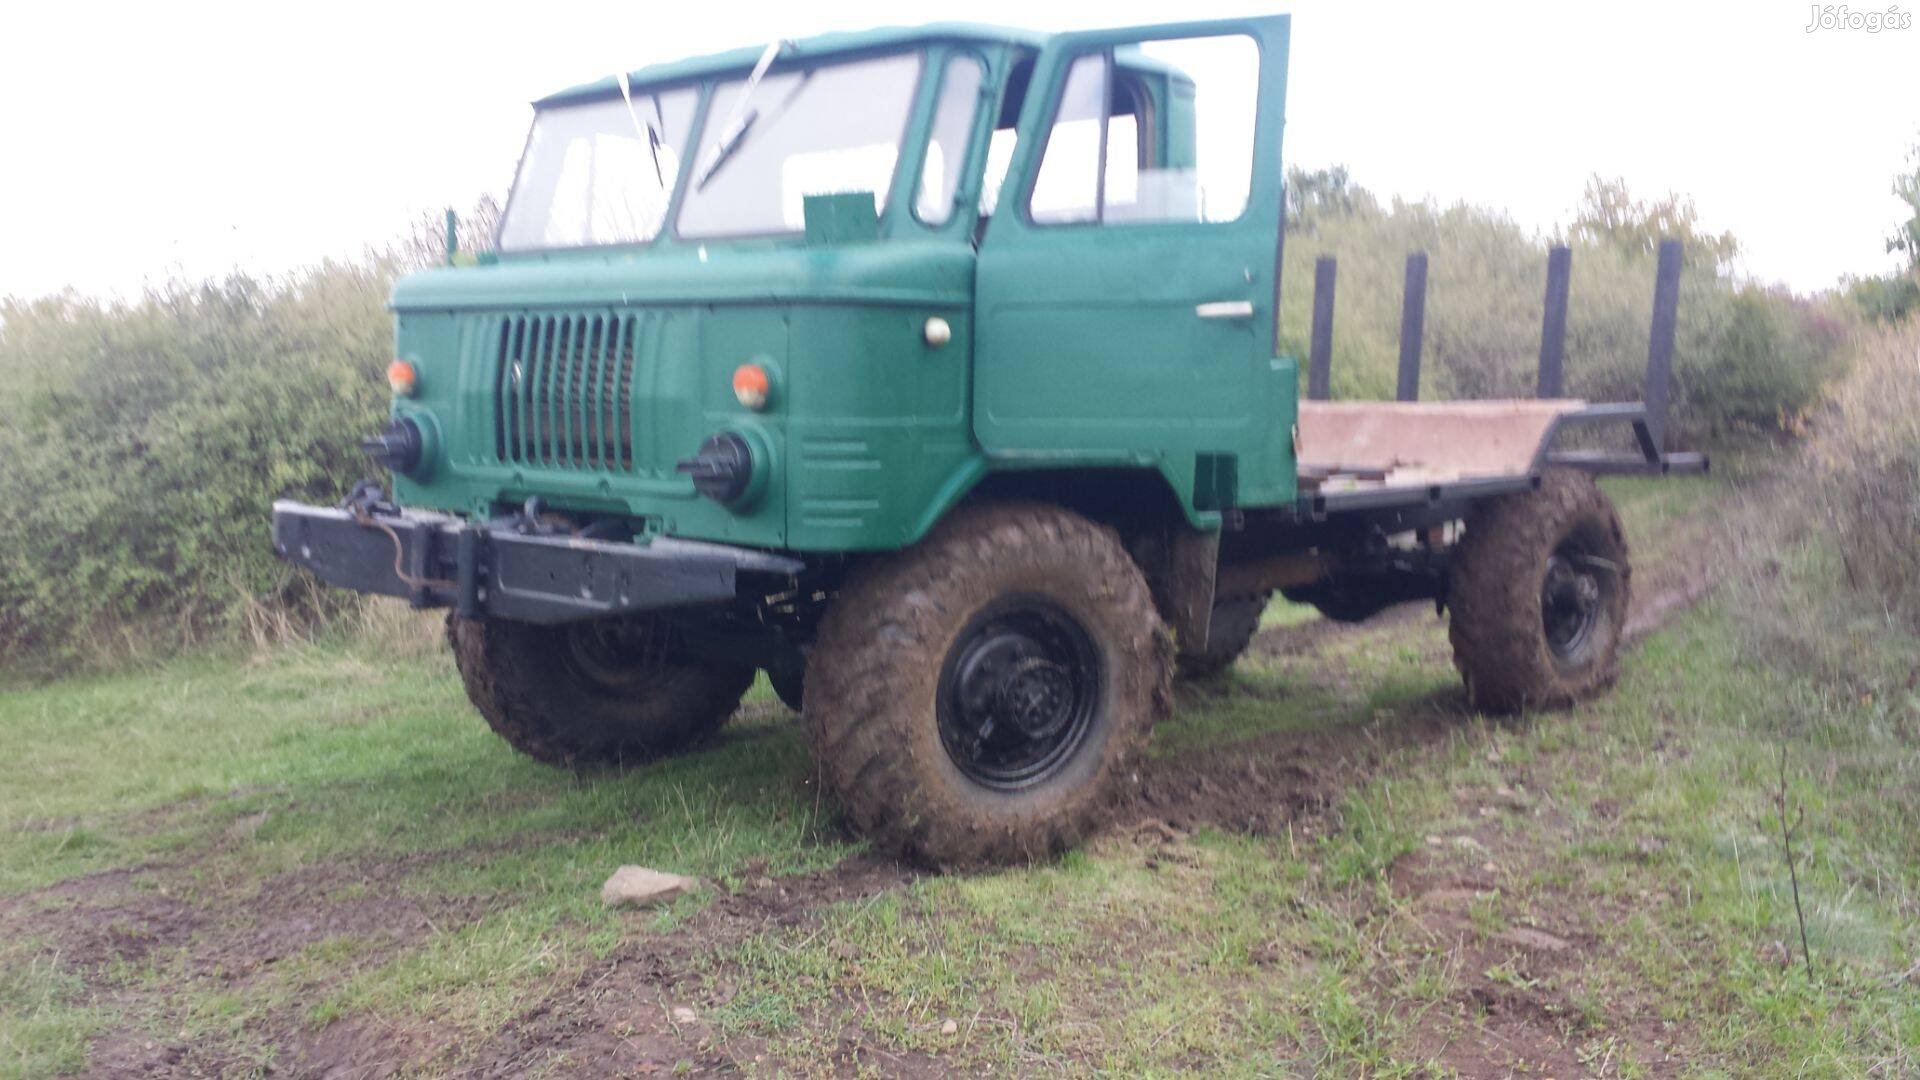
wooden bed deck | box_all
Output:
[1296,399,1585,494]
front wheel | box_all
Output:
[804,503,1171,867]
[1447,469,1631,713]
[448,615,753,766]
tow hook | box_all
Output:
[339,479,398,520]
[510,496,565,536]
[339,479,456,596]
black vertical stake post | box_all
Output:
[1537,245,1572,398]
[1644,239,1682,450]
[1395,252,1427,402]
[1307,257,1337,400]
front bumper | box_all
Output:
[271,499,802,624]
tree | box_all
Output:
[1568,175,1739,267]
[1286,166,1357,225]
[1851,137,1920,324]
[1887,138,1920,275]
[396,194,505,270]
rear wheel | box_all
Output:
[1447,469,1631,713]
[1175,593,1268,679]
[448,615,753,766]
[804,502,1170,867]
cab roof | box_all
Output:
[535,23,1051,108]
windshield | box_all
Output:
[497,87,698,251]
[678,53,920,238]
[500,53,924,250]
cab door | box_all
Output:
[972,17,1293,509]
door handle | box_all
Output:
[1195,300,1255,320]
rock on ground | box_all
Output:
[601,866,701,909]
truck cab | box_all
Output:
[378,19,1292,553]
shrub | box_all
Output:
[0,264,396,668]
[1808,319,1920,629]
[0,199,502,672]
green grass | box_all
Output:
[0,947,98,1078]
[4,473,1918,1075]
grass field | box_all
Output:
[3,473,1918,1076]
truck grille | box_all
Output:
[492,313,639,471]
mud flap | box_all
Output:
[1143,528,1219,654]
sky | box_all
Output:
[1,0,1914,301]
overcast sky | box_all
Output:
[2,0,1914,301]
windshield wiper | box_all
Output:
[615,71,667,186]
[695,39,790,191]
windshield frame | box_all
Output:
[493,47,939,255]
[909,47,992,230]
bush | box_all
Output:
[0,264,396,668]
[1808,319,1920,629]
[0,199,503,673]
[1846,274,1920,324]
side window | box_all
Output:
[1028,53,1105,224]
[1099,84,1144,217]
[980,129,1018,217]
[916,54,985,225]
[1025,34,1258,226]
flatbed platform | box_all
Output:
[1292,399,1707,518]
[1298,399,1583,491]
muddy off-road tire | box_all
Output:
[804,502,1172,867]
[1447,469,1631,713]
[1175,593,1269,679]
[448,615,753,766]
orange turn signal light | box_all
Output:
[732,363,770,410]
[387,360,418,396]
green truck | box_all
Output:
[273,17,1702,866]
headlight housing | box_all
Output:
[677,431,754,505]
[362,417,424,476]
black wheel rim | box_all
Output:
[936,596,1102,790]
[562,618,672,692]
[1541,540,1611,664]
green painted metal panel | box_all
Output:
[783,303,976,549]
[390,243,981,551]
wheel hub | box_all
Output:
[996,656,1075,739]
[938,600,1100,789]
[563,617,671,690]
[1542,550,1607,660]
